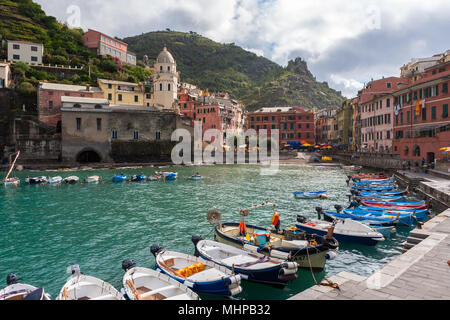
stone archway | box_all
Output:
[76,149,102,163]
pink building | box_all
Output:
[82,29,136,65]
[357,77,409,153]
[38,82,103,128]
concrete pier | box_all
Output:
[289,208,450,300]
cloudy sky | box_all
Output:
[35,0,450,98]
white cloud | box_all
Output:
[35,0,450,98]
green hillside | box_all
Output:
[0,0,151,90]
[124,30,345,110]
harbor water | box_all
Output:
[0,164,418,300]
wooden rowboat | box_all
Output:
[121,260,199,300]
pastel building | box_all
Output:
[248,107,315,146]
[38,82,104,128]
[7,40,44,64]
[356,77,408,153]
[393,60,450,164]
[82,29,136,65]
[98,79,144,106]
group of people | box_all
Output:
[402,158,435,172]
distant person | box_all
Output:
[402,160,406,170]
[422,158,426,166]
[408,161,411,171]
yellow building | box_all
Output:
[98,79,144,106]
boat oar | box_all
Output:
[63,287,69,300]
[126,279,142,300]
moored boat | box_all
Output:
[3,151,21,187]
[295,214,385,246]
[293,191,328,199]
[56,264,124,300]
[48,176,63,185]
[192,236,298,287]
[341,165,362,171]
[85,176,100,183]
[112,174,127,183]
[151,245,243,297]
[190,173,202,181]
[360,199,427,210]
[131,174,147,182]
[64,176,79,184]
[121,260,200,300]
[26,176,48,184]
[0,273,51,300]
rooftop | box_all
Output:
[39,82,103,92]
[61,96,109,104]
[98,79,139,86]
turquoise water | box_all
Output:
[0,164,416,300]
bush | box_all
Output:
[16,81,36,96]
[49,55,68,65]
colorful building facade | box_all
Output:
[38,82,103,128]
[393,60,450,164]
[248,107,315,146]
[82,29,136,66]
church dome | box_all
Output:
[156,47,175,64]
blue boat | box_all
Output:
[192,236,298,288]
[352,184,395,192]
[358,188,409,196]
[112,174,127,183]
[352,179,395,186]
[349,205,428,222]
[343,207,415,226]
[150,245,242,297]
[293,191,328,199]
[131,174,147,182]
[323,209,400,225]
[360,195,406,202]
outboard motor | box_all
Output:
[346,193,352,202]
[122,259,137,272]
[348,200,360,209]
[70,264,81,276]
[334,205,343,213]
[346,179,350,186]
[191,234,204,257]
[150,244,163,258]
[6,273,21,286]
[296,215,307,224]
[315,207,323,220]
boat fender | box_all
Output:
[229,285,243,296]
[150,244,163,257]
[278,273,297,282]
[120,288,130,300]
[325,251,338,260]
[239,274,249,280]
[122,259,137,272]
[243,244,260,253]
[281,262,298,270]
[279,267,297,276]
[322,236,339,250]
[224,275,241,285]
[270,250,290,260]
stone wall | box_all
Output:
[331,152,403,170]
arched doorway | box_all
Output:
[76,150,101,163]
[427,152,435,164]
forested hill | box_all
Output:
[124,30,345,111]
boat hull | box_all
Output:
[214,223,334,272]
[295,224,382,246]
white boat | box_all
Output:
[64,176,80,184]
[85,176,100,183]
[121,260,200,300]
[293,191,328,199]
[3,151,21,186]
[151,245,243,297]
[148,175,159,181]
[295,215,385,246]
[48,176,63,184]
[56,265,124,300]
[0,273,51,300]
[193,237,298,287]
[26,176,48,184]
